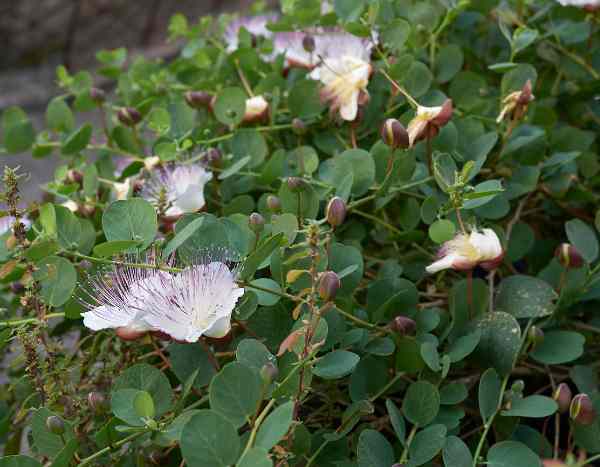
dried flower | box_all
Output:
[406,99,453,147]
[426,228,503,274]
[496,80,534,124]
[141,164,213,218]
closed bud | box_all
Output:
[89,87,106,104]
[10,282,25,294]
[326,197,346,228]
[266,195,281,212]
[553,383,572,414]
[527,326,544,348]
[260,362,279,384]
[292,118,308,135]
[88,391,108,414]
[46,415,65,435]
[117,107,142,127]
[381,119,409,149]
[66,169,83,184]
[287,177,305,192]
[184,90,213,109]
[517,80,534,106]
[570,393,596,425]
[555,243,584,269]
[249,212,265,233]
[206,147,222,167]
[302,35,316,53]
[319,271,341,301]
[391,316,416,335]
[511,379,525,393]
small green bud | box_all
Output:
[319,271,341,301]
[89,87,106,104]
[46,415,65,435]
[570,393,597,425]
[511,379,525,394]
[527,326,544,348]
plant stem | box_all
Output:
[240,399,276,459]
[369,372,404,402]
[78,431,146,466]
[0,312,65,327]
[400,424,418,463]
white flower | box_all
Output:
[81,266,168,334]
[426,228,504,274]
[143,261,245,343]
[114,179,131,201]
[141,164,213,218]
[305,32,373,121]
[224,14,279,53]
[244,95,269,122]
[61,200,79,212]
[144,156,161,171]
[556,0,600,7]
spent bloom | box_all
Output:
[141,164,213,218]
[496,80,534,123]
[406,99,453,147]
[244,95,269,122]
[426,228,504,274]
[224,13,279,53]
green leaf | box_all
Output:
[357,429,395,467]
[385,399,405,445]
[163,216,204,257]
[334,0,366,22]
[93,240,141,258]
[566,219,598,263]
[495,275,556,318]
[213,87,247,126]
[530,331,585,365]
[61,123,92,155]
[82,164,99,198]
[239,233,284,281]
[447,331,481,363]
[232,129,268,167]
[436,44,464,83]
[512,27,538,55]
[250,278,282,306]
[39,203,57,237]
[46,97,74,133]
[237,447,272,467]
[112,363,173,417]
[408,424,447,466]
[421,342,441,372]
[209,362,263,428]
[288,80,324,119]
[501,395,557,418]
[218,155,251,180]
[402,381,440,427]
[147,107,171,134]
[429,219,456,244]
[486,441,541,467]
[180,410,240,467]
[313,350,360,380]
[54,205,81,250]
[236,338,276,371]
[443,436,473,467]
[479,368,501,423]
[2,106,35,153]
[34,256,77,307]
[473,311,521,376]
[0,456,41,467]
[133,391,155,419]
[30,408,74,458]
[462,180,504,209]
[440,383,468,405]
[169,342,217,390]
[102,199,157,249]
[111,388,147,426]
[255,401,294,451]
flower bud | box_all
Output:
[266,195,281,212]
[381,119,409,149]
[88,392,109,414]
[46,415,65,435]
[527,326,544,348]
[319,271,341,301]
[292,118,308,135]
[553,383,572,414]
[287,177,305,192]
[517,80,534,106]
[249,212,265,233]
[570,393,597,425]
[260,362,279,384]
[555,243,584,269]
[391,316,416,335]
[184,91,213,109]
[10,282,25,294]
[302,35,316,53]
[66,169,83,185]
[206,147,222,167]
[326,197,346,228]
[89,87,106,104]
[117,107,142,127]
[511,379,525,394]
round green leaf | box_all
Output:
[181,410,240,467]
[46,97,74,133]
[501,395,557,418]
[495,275,556,318]
[357,429,395,467]
[443,436,473,467]
[213,87,247,126]
[112,363,173,417]
[486,441,541,467]
[409,424,447,466]
[429,219,456,244]
[530,331,585,365]
[62,123,92,154]
[402,380,440,427]
[255,401,294,451]
[102,198,157,249]
[473,311,521,376]
[313,350,360,380]
[2,106,35,154]
[209,362,263,428]
[34,256,77,307]
[566,219,598,263]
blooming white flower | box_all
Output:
[81,265,168,334]
[244,95,269,122]
[224,13,279,53]
[141,164,213,218]
[556,0,600,7]
[306,32,373,121]
[143,261,245,342]
[426,228,504,274]
[406,99,454,147]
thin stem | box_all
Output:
[78,431,146,466]
[352,209,402,235]
[333,306,390,334]
[399,425,418,463]
[0,312,65,327]
[379,69,420,108]
[240,399,276,459]
[369,372,404,402]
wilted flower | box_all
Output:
[224,13,279,53]
[406,99,453,147]
[244,95,269,122]
[426,228,503,274]
[142,258,245,342]
[141,164,213,218]
[496,80,534,123]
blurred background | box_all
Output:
[0,0,255,201]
